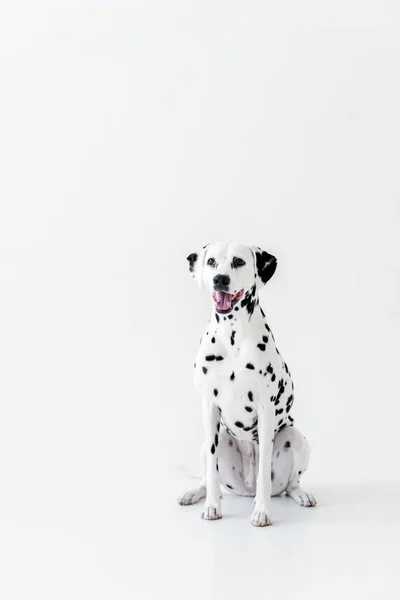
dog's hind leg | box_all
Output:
[177,444,207,505]
[272,426,317,507]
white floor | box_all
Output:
[1,456,399,600]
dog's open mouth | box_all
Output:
[212,290,244,313]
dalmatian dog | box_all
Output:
[177,242,316,527]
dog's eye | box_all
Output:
[232,257,246,268]
[207,258,216,267]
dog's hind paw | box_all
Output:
[177,486,206,506]
[201,505,222,520]
[286,486,317,507]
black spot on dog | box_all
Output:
[245,406,253,412]
[247,299,256,316]
[211,444,215,454]
[215,313,220,323]
[216,461,219,472]
[288,415,294,423]
[248,391,253,401]
[271,471,275,481]
[235,421,244,428]
[257,343,266,351]
[241,288,257,317]
[230,371,235,381]
[284,441,291,449]
[234,306,239,311]
[259,370,262,374]
[226,484,233,490]
[271,374,276,382]
[216,355,224,361]
[228,315,233,320]
[205,355,216,361]
[266,364,273,374]
[246,363,255,370]
[274,379,285,404]
[270,395,276,403]
[213,389,218,397]
[230,331,236,346]
[202,367,207,374]
[263,336,268,344]
[298,471,302,475]
[211,337,215,343]
[215,434,219,447]
[217,422,220,432]
[278,419,283,426]
[275,408,284,415]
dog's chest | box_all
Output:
[194,317,295,440]
[194,335,278,441]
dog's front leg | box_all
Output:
[201,397,221,520]
[251,402,274,527]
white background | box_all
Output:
[1,1,400,599]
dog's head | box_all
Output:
[186,242,277,315]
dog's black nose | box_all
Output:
[213,274,230,289]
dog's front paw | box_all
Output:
[201,505,222,521]
[251,508,272,527]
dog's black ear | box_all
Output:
[186,245,209,289]
[186,252,198,273]
[252,247,277,288]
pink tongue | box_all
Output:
[216,291,232,310]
